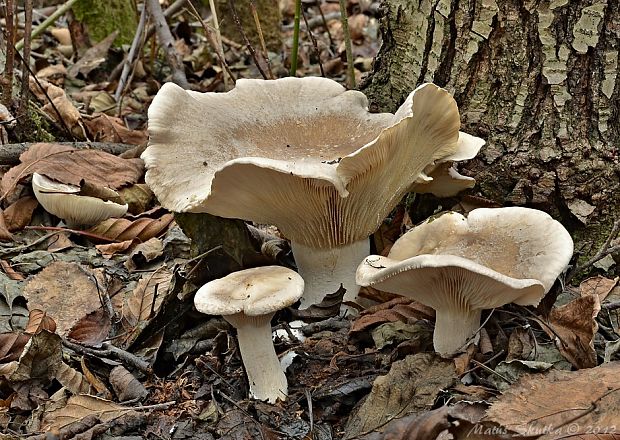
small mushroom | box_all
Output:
[194,266,304,403]
[32,173,128,228]
[356,207,573,357]
[144,77,484,308]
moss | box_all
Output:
[73,0,137,47]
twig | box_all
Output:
[0,232,58,257]
[290,0,302,76]
[282,11,341,31]
[145,0,187,40]
[145,0,191,89]
[338,0,355,88]
[24,226,124,243]
[0,141,136,165]
[62,338,153,374]
[566,219,620,283]
[115,4,147,104]
[317,1,336,50]
[471,359,511,383]
[460,349,505,376]
[18,0,33,118]
[302,7,324,77]
[250,1,274,79]
[186,0,236,85]
[305,389,314,434]
[2,0,16,105]
[228,0,268,79]
[16,0,79,51]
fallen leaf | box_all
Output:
[0,209,13,241]
[81,358,113,399]
[579,275,618,301]
[29,78,86,139]
[47,231,74,252]
[371,321,433,350]
[123,266,172,328]
[95,239,136,257]
[117,184,153,214]
[537,295,600,368]
[83,113,148,145]
[79,179,124,204]
[1,143,144,200]
[1,330,62,382]
[67,308,111,345]
[55,361,91,394]
[0,310,56,363]
[355,406,452,440]
[23,262,105,335]
[24,309,57,334]
[344,353,456,438]
[124,237,164,271]
[40,394,135,432]
[2,196,38,231]
[87,213,174,242]
[485,361,620,439]
[0,259,24,280]
[351,297,435,335]
[109,365,148,401]
[67,31,118,79]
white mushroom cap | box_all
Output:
[411,131,485,197]
[32,173,128,228]
[194,265,304,316]
[356,207,574,356]
[145,77,483,307]
[194,266,303,403]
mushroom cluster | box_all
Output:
[356,207,574,357]
[143,77,484,308]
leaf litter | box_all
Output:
[0,1,617,439]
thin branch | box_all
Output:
[186,0,236,85]
[62,338,153,374]
[250,1,274,79]
[145,0,191,89]
[18,0,33,118]
[228,0,268,79]
[115,4,147,104]
[338,0,355,88]
[290,0,301,76]
[16,0,79,50]
[302,7,324,77]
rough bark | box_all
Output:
[362,0,620,276]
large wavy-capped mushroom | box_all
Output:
[32,173,128,228]
[356,207,574,357]
[143,77,483,308]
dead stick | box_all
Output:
[18,0,33,118]
[0,141,137,165]
[228,0,268,80]
[145,0,191,89]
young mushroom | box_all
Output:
[194,265,304,403]
[144,77,484,309]
[32,173,128,228]
[356,207,573,357]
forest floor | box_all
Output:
[0,1,619,439]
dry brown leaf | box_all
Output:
[3,196,38,231]
[29,77,86,139]
[40,394,135,432]
[95,239,136,257]
[351,297,435,335]
[109,366,148,401]
[0,209,13,241]
[67,31,118,79]
[24,309,57,335]
[1,143,144,200]
[23,262,104,335]
[0,259,24,280]
[81,358,113,399]
[344,353,456,438]
[0,332,29,363]
[87,213,174,242]
[79,179,124,204]
[123,266,172,327]
[55,361,91,394]
[67,308,111,345]
[124,237,164,271]
[47,231,74,252]
[2,330,62,382]
[580,275,618,301]
[117,184,153,214]
[354,406,452,440]
[537,295,600,369]
[36,64,67,86]
[83,113,148,145]
[485,361,620,439]
[506,328,535,361]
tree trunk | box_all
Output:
[362,0,619,276]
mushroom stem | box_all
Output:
[291,239,369,309]
[225,313,287,403]
[433,308,482,357]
